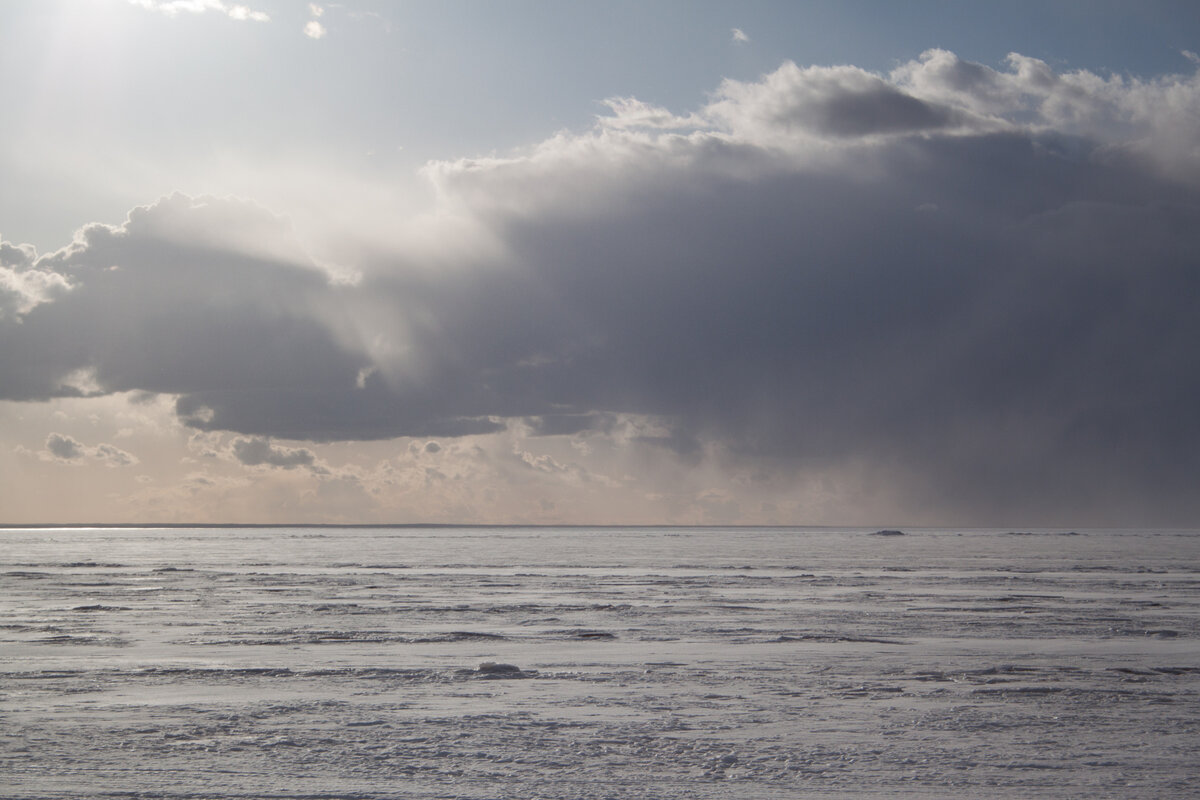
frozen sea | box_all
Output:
[2,526,1199,799]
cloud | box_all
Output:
[598,97,700,131]
[45,432,85,461]
[230,436,320,470]
[731,28,749,44]
[93,442,140,467]
[5,52,1200,522]
[304,3,326,39]
[128,0,269,22]
[0,241,37,269]
[890,49,1200,180]
[40,433,139,467]
[1,241,72,319]
[0,193,503,439]
[703,61,978,142]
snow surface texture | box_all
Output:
[2,526,1198,798]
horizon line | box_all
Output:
[0,522,1173,532]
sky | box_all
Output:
[3,0,1200,526]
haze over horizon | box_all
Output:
[3,1,1200,527]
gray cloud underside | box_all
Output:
[5,51,1200,521]
[46,432,85,460]
[42,432,138,466]
[230,436,319,470]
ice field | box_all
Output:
[2,526,1199,798]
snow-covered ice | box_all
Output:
[2,526,1198,798]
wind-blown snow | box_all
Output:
[2,526,1198,798]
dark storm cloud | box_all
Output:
[523,413,620,437]
[0,194,501,440]
[4,52,1200,521]
[1,194,354,402]
[410,130,1200,521]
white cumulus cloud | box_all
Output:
[1,240,72,319]
[128,0,269,22]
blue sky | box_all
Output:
[3,1,1200,525]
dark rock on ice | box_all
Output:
[872,529,905,536]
